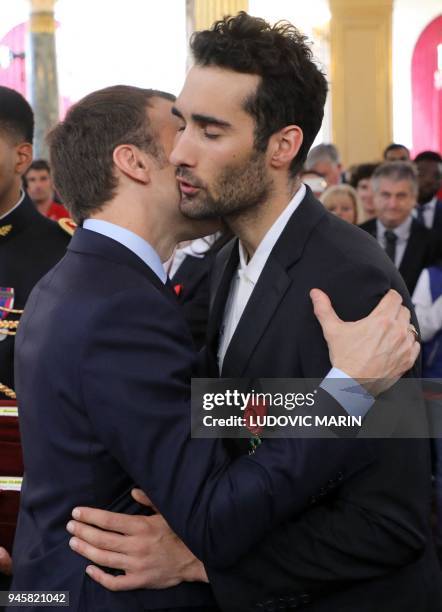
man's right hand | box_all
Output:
[310,288,420,396]
[0,547,12,575]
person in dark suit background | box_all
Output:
[10,83,417,612]
[359,161,441,295]
[166,232,231,349]
[0,86,70,596]
[414,151,442,234]
[65,14,439,612]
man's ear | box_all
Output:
[268,125,303,171]
[113,144,151,184]
[15,142,33,175]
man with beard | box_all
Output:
[64,13,440,612]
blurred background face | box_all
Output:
[324,191,356,224]
[25,169,53,204]
[301,171,327,198]
[384,146,410,162]
[356,177,375,217]
[310,159,341,186]
[416,159,442,204]
[373,177,416,228]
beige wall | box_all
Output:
[194,0,248,30]
[330,0,393,166]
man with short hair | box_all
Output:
[360,161,440,294]
[414,150,442,233]
[305,143,342,186]
[11,83,415,612]
[67,13,440,612]
[0,86,70,600]
[383,142,411,162]
[24,159,70,221]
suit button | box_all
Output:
[328,478,335,487]
[319,487,327,497]
[337,471,344,481]
[287,596,298,609]
[264,600,276,612]
[300,593,311,604]
[309,495,317,505]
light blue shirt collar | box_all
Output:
[83,219,167,284]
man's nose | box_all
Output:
[170,132,196,168]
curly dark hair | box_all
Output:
[190,12,328,177]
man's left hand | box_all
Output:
[0,547,12,575]
[67,489,208,591]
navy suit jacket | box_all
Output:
[11,228,373,611]
[431,199,442,234]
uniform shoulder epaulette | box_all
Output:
[58,217,77,236]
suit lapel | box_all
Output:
[221,257,292,377]
[205,241,239,372]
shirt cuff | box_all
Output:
[320,367,374,418]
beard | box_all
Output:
[177,149,273,220]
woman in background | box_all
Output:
[320,184,364,225]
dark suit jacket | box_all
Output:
[0,194,70,394]
[205,190,442,612]
[359,217,441,295]
[430,199,442,234]
[172,235,230,350]
[11,227,374,611]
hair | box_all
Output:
[25,159,51,174]
[383,142,409,159]
[190,11,328,177]
[372,161,418,194]
[48,85,175,223]
[414,150,442,164]
[349,162,380,189]
[305,143,340,170]
[320,184,363,224]
[0,86,34,144]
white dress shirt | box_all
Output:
[376,216,413,268]
[164,234,219,279]
[412,268,442,342]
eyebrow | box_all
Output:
[171,106,232,129]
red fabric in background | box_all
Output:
[412,16,442,156]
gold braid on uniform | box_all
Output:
[0,383,16,400]
[0,320,20,335]
[0,306,24,314]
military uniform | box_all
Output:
[0,193,71,600]
[0,192,71,397]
